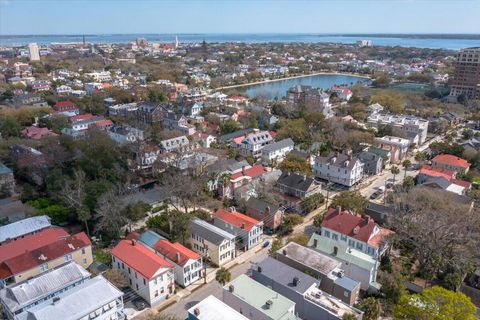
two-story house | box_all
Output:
[160,135,190,153]
[108,125,145,145]
[147,237,203,288]
[189,219,236,267]
[111,240,175,306]
[0,228,93,288]
[314,153,365,187]
[212,208,263,251]
[431,154,471,174]
[245,197,284,232]
[309,206,393,290]
[276,172,322,214]
[261,138,295,166]
[374,136,410,164]
[233,131,273,158]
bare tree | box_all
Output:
[389,187,480,277]
[60,169,91,236]
[94,188,128,239]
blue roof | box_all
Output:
[0,162,13,175]
[139,230,165,248]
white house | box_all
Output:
[111,240,175,306]
[261,138,294,165]
[233,130,273,158]
[309,207,393,290]
[108,125,145,145]
[314,153,365,187]
[147,239,203,288]
[56,85,72,95]
[160,135,190,153]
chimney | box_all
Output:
[257,266,262,273]
[336,206,342,214]
[302,174,307,181]
[229,285,235,293]
[194,308,200,316]
[240,223,245,229]
[52,297,61,305]
[265,206,271,215]
[282,249,287,256]
[353,226,360,235]
[293,277,299,286]
[242,166,246,174]
[131,239,136,246]
[265,300,273,309]
[176,252,181,262]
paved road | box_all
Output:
[160,251,268,319]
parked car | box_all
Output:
[132,297,147,311]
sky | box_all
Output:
[0,0,479,35]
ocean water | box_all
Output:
[1,34,479,50]
[244,74,369,99]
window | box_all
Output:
[344,291,349,297]
[348,239,355,247]
[64,254,73,262]
[83,258,87,264]
[136,284,139,291]
[135,272,138,279]
[128,267,131,274]
[341,235,347,242]
[143,279,146,285]
[154,290,159,297]
[81,248,86,255]
[40,263,48,272]
[324,230,330,238]
[154,278,157,285]
[332,233,338,241]
[356,242,363,251]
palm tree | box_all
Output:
[391,165,400,185]
[215,267,231,286]
[220,173,231,199]
[402,159,412,180]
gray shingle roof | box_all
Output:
[190,219,235,245]
[276,171,316,192]
[262,138,294,153]
[315,153,361,170]
[246,197,279,215]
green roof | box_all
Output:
[225,274,299,320]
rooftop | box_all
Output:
[22,276,123,320]
[262,138,294,153]
[0,215,51,243]
[153,240,201,266]
[304,285,362,318]
[277,242,341,276]
[213,208,261,232]
[190,219,236,245]
[0,262,91,314]
[111,240,173,280]
[188,295,248,320]
[432,154,471,169]
[225,274,298,320]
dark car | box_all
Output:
[370,192,381,200]
[132,297,147,311]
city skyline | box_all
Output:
[1,0,480,35]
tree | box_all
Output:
[313,213,324,228]
[390,187,480,277]
[103,269,129,289]
[269,238,283,256]
[300,193,324,213]
[401,159,411,180]
[342,314,358,320]
[390,165,400,185]
[393,286,477,320]
[356,297,381,320]
[215,267,231,285]
[169,210,193,245]
[60,170,91,236]
[94,188,128,239]
[288,234,309,246]
[402,176,415,191]
[330,191,367,214]
[123,201,151,222]
[220,119,240,134]
[279,153,312,175]
[0,116,22,138]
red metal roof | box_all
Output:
[321,208,390,248]
[230,164,266,180]
[0,231,90,278]
[213,208,261,232]
[69,113,94,122]
[432,154,470,169]
[54,101,74,108]
[111,240,173,280]
[153,240,200,266]
[419,165,455,180]
[0,228,69,262]
[93,119,113,127]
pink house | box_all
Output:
[22,126,57,140]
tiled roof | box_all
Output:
[213,209,261,232]
[54,101,74,108]
[321,208,391,248]
[153,240,200,266]
[111,240,173,280]
[419,165,455,180]
[69,113,94,122]
[432,154,471,169]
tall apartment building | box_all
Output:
[28,43,40,61]
[287,85,332,117]
[449,47,480,100]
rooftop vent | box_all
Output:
[293,277,300,286]
[193,308,200,316]
[229,285,235,293]
[265,300,273,309]
[257,266,262,273]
